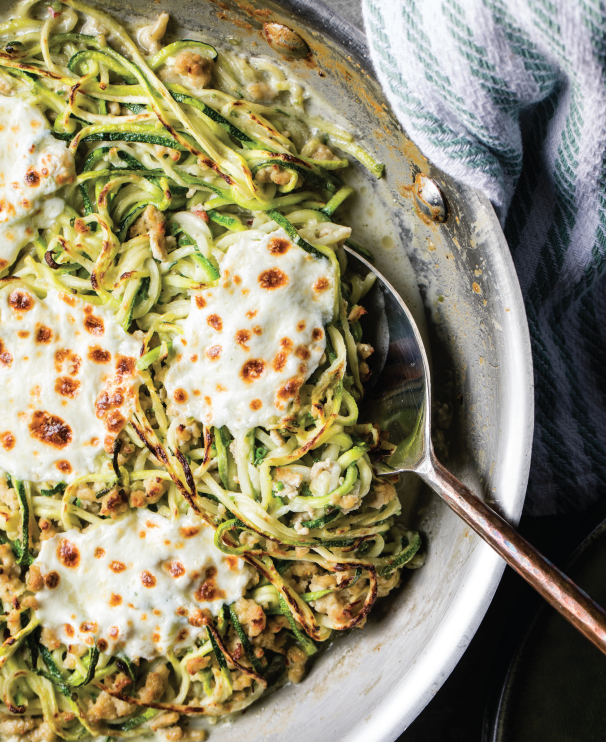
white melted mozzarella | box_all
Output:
[33,510,251,660]
[165,228,335,433]
[0,287,141,482]
[0,96,75,269]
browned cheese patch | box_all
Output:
[88,346,111,364]
[267,236,291,255]
[55,376,81,398]
[141,570,157,588]
[109,593,122,607]
[55,460,72,475]
[0,432,15,451]
[0,340,12,367]
[235,329,251,350]
[312,327,324,341]
[109,561,126,573]
[173,388,188,404]
[54,349,81,376]
[195,295,206,309]
[35,325,53,344]
[206,345,222,361]
[207,314,223,331]
[195,566,226,603]
[277,376,304,401]
[44,571,60,589]
[29,411,72,449]
[250,399,262,411]
[57,539,80,568]
[259,267,288,290]
[9,290,34,312]
[83,305,104,335]
[313,277,330,293]
[241,359,265,383]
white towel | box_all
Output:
[363,0,606,515]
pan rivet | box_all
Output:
[414,174,447,223]
[263,22,309,59]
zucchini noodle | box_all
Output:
[0,2,423,740]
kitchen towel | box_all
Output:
[362,0,606,515]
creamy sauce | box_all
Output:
[0,288,141,482]
[165,228,335,433]
[0,96,75,270]
[33,510,251,660]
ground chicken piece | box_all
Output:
[130,476,167,509]
[311,143,339,161]
[7,608,21,636]
[284,560,319,593]
[251,623,287,653]
[150,712,180,731]
[307,571,338,593]
[348,304,368,323]
[0,479,18,510]
[99,488,128,518]
[185,654,210,676]
[255,164,292,186]
[129,204,168,261]
[86,691,136,723]
[0,544,24,605]
[234,597,266,638]
[38,518,57,541]
[30,721,56,742]
[365,481,397,510]
[160,51,213,93]
[232,671,254,691]
[138,663,170,704]
[377,570,400,598]
[286,645,308,684]
[0,715,37,736]
[161,726,183,741]
[356,342,374,360]
[312,585,365,627]
[26,564,44,592]
[40,627,61,651]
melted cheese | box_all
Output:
[165,228,335,433]
[33,510,251,660]
[0,288,141,482]
[0,96,75,270]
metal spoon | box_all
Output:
[344,245,606,656]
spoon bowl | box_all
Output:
[345,244,606,656]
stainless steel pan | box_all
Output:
[0,0,534,738]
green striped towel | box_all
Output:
[362,0,606,515]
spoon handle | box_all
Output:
[420,453,606,656]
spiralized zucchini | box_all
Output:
[0,2,423,739]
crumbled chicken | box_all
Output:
[234,597,266,637]
[160,51,214,93]
[255,164,293,186]
[0,478,18,510]
[99,487,128,518]
[185,653,211,676]
[40,627,61,651]
[151,712,181,731]
[138,663,170,704]
[286,645,308,684]
[86,691,136,723]
[0,544,24,606]
[310,143,339,161]
[348,305,368,323]
[129,476,168,508]
[356,342,374,360]
[38,518,57,541]
[365,480,397,510]
[0,715,56,742]
[129,204,168,262]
